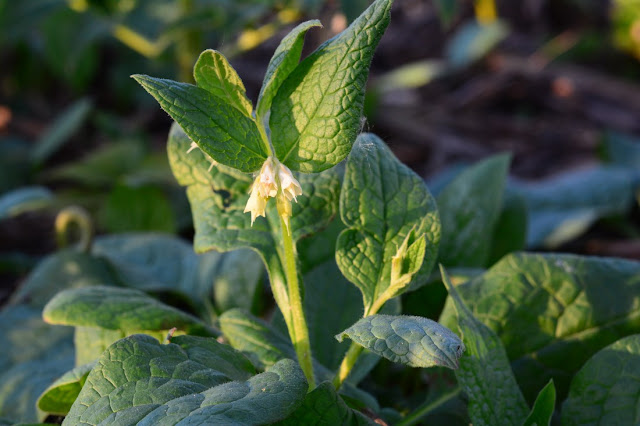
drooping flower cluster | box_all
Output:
[244,157,302,233]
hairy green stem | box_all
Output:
[280,217,316,389]
[332,342,363,389]
[397,387,461,426]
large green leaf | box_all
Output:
[37,362,95,417]
[276,382,374,425]
[336,314,464,369]
[336,133,440,314]
[63,334,307,424]
[257,20,322,118]
[193,49,253,116]
[43,286,216,337]
[0,305,74,423]
[269,0,393,172]
[439,253,640,402]
[437,154,509,268]
[440,266,529,425]
[562,334,640,426]
[133,75,267,172]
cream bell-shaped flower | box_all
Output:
[244,182,268,225]
[244,157,303,231]
[256,157,278,198]
[278,163,303,201]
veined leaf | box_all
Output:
[336,133,440,314]
[437,153,510,268]
[336,314,464,369]
[441,266,530,426]
[439,253,640,402]
[257,20,322,118]
[42,286,216,337]
[63,334,307,424]
[562,334,640,425]
[269,0,393,172]
[194,49,253,116]
[133,75,267,172]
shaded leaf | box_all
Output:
[523,380,555,426]
[213,248,264,313]
[488,189,527,265]
[37,362,95,416]
[276,382,374,425]
[100,184,176,233]
[562,334,640,426]
[441,266,529,426]
[46,142,145,187]
[9,250,116,309]
[515,167,636,248]
[437,154,510,267]
[0,305,74,423]
[92,233,223,314]
[269,0,393,172]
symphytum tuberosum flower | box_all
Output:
[244,157,302,233]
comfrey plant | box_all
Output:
[132,0,460,419]
[133,0,463,396]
